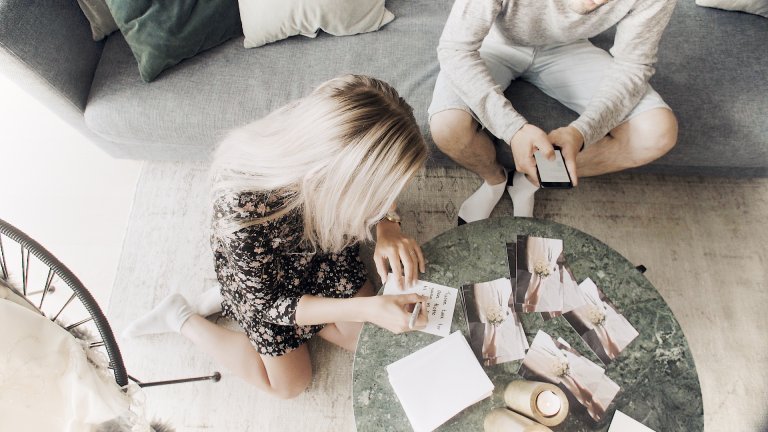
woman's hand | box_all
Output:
[374,220,425,289]
[364,294,428,334]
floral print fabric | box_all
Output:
[211,190,366,356]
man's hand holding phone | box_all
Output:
[547,126,582,186]
[509,124,556,187]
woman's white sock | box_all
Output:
[122,293,194,338]
[194,285,224,317]
[457,172,508,224]
[507,171,539,218]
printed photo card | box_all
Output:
[519,330,620,422]
[514,235,565,313]
[563,278,639,365]
[461,277,528,366]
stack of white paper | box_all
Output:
[608,411,657,432]
[387,331,495,432]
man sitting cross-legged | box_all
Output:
[429,0,678,222]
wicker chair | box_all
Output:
[0,217,220,389]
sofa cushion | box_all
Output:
[105,0,243,82]
[86,0,768,175]
[695,0,768,17]
[87,0,452,162]
[76,0,118,41]
[240,0,395,49]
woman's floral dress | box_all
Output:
[211,190,367,356]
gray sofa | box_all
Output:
[1,0,766,176]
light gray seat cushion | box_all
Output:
[85,0,768,175]
[86,0,451,162]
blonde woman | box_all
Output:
[123,75,429,399]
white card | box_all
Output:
[383,274,458,337]
[608,410,657,432]
[387,331,494,432]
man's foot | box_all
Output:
[194,284,224,317]
[457,171,508,225]
[507,171,539,218]
[122,293,194,338]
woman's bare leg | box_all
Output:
[317,280,375,352]
[180,315,312,399]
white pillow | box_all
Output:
[696,0,768,18]
[239,0,396,49]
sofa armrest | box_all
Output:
[0,0,104,114]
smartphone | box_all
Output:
[534,146,573,189]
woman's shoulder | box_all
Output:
[212,189,305,253]
[213,189,289,221]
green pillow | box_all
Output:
[105,0,242,82]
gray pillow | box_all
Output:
[695,0,768,17]
[76,0,118,41]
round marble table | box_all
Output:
[353,218,703,431]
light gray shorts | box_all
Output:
[428,35,670,140]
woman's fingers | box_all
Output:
[398,293,427,305]
[387,251,404,289]
[414,243,426,273]
[401,294,428,330]
[412,310,428,329]
[373,253,388,285]
[399,245,416,288]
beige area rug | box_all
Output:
[109,162,768,432]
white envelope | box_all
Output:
[387,331,495,432]
[608,410,657,432]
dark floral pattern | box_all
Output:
[211,190,366,356]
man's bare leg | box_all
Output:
[577,108,678,177]
[430,109,506,183]
[430,109,508,222]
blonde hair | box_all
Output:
[211,75,427,253]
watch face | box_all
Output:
[386,211,401,223]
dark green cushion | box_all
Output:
[105,0,242,82]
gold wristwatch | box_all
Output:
[381,209,402,225]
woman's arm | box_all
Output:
[295,293,428,334]
[373,203,425,289]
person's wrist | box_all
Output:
[567,125,585,152]
[350,296,374,323]
[509,123,530,146]
[380,209,401,225]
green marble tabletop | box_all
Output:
[353,217,703,432]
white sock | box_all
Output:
[457,171,508,224]
[507,171,539,218]
[122,293,194,338]
[194,285,224,317]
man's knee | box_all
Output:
[650,109,678,156]
[429,109,478,152]
[633,108,678,158]
[617,108,677,164]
